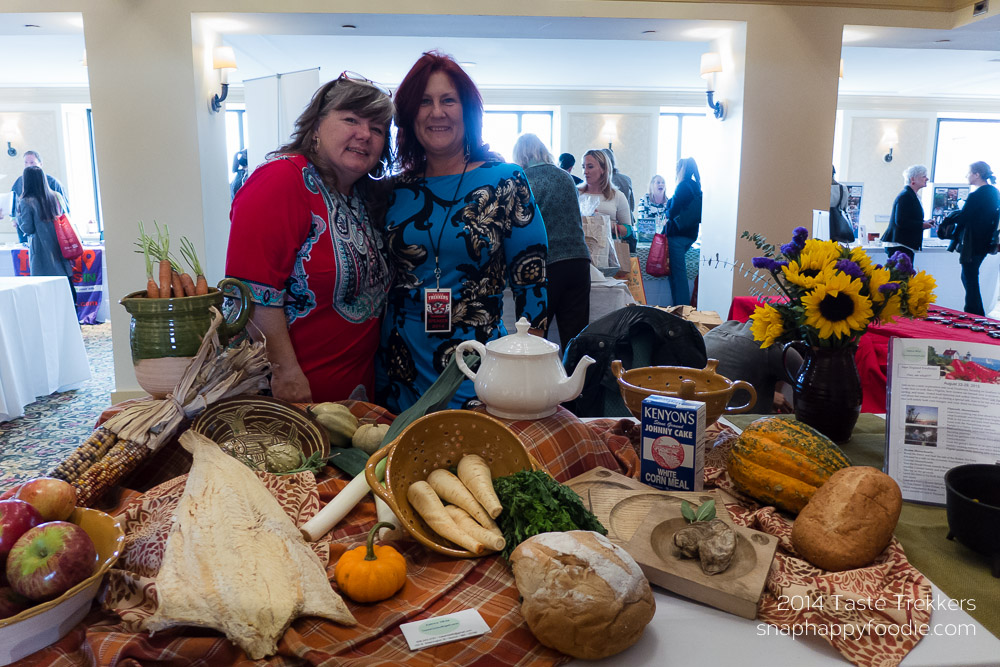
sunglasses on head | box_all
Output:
[338,70,392,97]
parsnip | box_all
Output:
[427,468,499,531]
[457,455,503,519]
[407,481,485,555]
[445,505,505,553]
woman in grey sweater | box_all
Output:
[513,133,592,348]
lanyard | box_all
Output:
[426,160,469,289]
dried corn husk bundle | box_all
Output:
[54,308,270,506]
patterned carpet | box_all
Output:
[0,322,114,494]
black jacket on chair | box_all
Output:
[562,305,707,418]
[881,186,925,250]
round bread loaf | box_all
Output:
[509,530,655,660]
[791,466,902,571]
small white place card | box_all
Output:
[400,608,491,650]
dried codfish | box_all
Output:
[673,519,737,575]
[143,431,355,659]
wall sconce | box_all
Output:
[2,119,20,157]
[601,119,618,150]
[700,52,725,120]
[881,128,899,163]
[210,46,237,113]
[6,142,16,158]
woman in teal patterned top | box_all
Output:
[375,52,548,413]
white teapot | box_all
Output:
[455,318,595,420]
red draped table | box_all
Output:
[728,296,999,413]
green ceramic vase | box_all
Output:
[120,278,252,397]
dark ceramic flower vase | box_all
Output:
[120,278,252,398]
[783,342,862,444]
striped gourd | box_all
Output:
[727,417,851,514]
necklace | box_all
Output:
[425,159,469,289]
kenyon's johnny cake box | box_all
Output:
[640,395,706,491]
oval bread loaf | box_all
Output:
[791,466,902,571]
[509,530,655,660]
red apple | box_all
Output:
[0,586,30,619]
[15,478,77,521]
[0,499,44,566]
[6,522,97,601]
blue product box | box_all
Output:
[640,394,706,491]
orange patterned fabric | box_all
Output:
[706,431,932,667]
[20,402,631,666]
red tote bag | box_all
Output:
[645,231,670,277]
[54,213,83,260]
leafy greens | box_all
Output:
[493,469,607,560]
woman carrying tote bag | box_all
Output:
[16,165,75,302]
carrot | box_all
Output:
[157,260,171,298]
[179,272,196,296]
[457,455,503,519]
[137,221,158,297]
[171,270,184,298]
[427,468,498,531]
[179,237,209,295]
[444,505,505,552]
[407,481,486,555]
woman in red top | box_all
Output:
[226,74,394,402]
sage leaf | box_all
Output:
[695,499,717,522]
[680,500,697,523]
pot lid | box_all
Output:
[486,318,559,356]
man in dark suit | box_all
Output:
[881,164,933,265]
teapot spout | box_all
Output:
[560,354,596,403]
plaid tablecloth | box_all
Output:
[14,403,639,666]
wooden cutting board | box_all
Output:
[566,467,777,620]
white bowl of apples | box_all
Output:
[0,478,125,666]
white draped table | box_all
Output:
[0,276,91,422]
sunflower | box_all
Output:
[783,262,834,290]
[801,271,873,340]
[800,239,843,267]
[849,247,874,278]
[867,266,893,303]
[750,304,786,348]
[877,294,903,322]
[904,272,937,318]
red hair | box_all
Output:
[394,51,495,174]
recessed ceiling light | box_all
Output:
[341,24,357,30]
[935,39,951,43]
[642,30,656,35]
[459,61,477,68]
[24,24,41,29]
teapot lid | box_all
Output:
[487,318,559,356]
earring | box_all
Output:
[312,135,320,151]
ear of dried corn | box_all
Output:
[63,307,270,507]
[49,428,117,483]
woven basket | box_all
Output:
[191,395,329,471]
[366,409,537,558]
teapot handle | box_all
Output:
[217,277,253,344]
[455,340,487,381]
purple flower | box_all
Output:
[887,251,915,276]
[835,259,865,280]
[793,227,809,240]
[753,257,788,272]
[781,242,798,256]
[879,282,901,294]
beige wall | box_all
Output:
[2,0,993,400]
[564,111,659,192]
[0,110,65,244]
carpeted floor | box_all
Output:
[0,322,114,494]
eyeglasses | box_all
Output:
[338,70,392,97]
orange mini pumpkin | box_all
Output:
[334,521,407,603]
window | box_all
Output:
[932,119,1000,183]
[482,111,554,163]
[225,108,249,184]
[657,112,708,196]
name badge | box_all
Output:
[424,288,452,333]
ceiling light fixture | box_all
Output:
[700,52,725,120]
[211,46,237,113]
[642,30,656,34]
[341,24,357,30]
